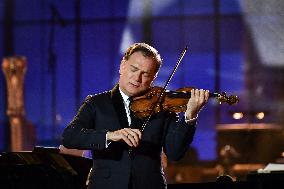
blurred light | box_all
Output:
[240,1,284,67]
[232,112,243,120]
[120,26,134,54]
[56,114,62,123]
[256,112,265,120]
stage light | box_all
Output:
[56,113,62,123]
[232,112,243,120]
[256,112,265,120]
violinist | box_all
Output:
[61,42,210,189]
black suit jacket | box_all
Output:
[62,85,197,189]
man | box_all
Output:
[62,43,209,189]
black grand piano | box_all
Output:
[0,147,92,189]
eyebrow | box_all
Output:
[130,65,151,75]
[130,65,138,70]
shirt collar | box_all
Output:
[119,87,130,105]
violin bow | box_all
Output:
[140,46,188,132]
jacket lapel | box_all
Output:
[110,84,129,129]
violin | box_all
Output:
[130,46,239,133]
[130,86,239,119]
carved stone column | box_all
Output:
[2,56,35,151]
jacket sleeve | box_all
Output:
[163,114,197,161]
[61,95,107,150]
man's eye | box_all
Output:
[130,66,138,72]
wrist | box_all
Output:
[106,131,112,141]
[185,110,198,120]
[185,113,198,123]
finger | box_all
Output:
[195,89,200,97]
[199,89,204,95]
[132,129,142,139]
[123,128,139,143]
[120,129,137,146]
[121,135,133,147]
[194,89,200,101]
[120,129,130,138]
[205,90,210,101]
[122,130,138,147]
[125,128,140,141]
[127,134,138,147]
[199,89,205,101]
[191,89,195,98]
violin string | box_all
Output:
[141,46,188,133]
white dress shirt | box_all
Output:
[119,88,132,126]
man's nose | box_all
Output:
[133,73,142,82]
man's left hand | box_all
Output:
[185,89,209,120]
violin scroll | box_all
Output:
[214,92,239,105]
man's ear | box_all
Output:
[119,60,126,75]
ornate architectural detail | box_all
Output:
[2,56,35,151]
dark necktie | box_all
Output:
[128,97,140,129]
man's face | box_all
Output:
[119,51,157,97]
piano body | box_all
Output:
[1,147,284,189]
[0,147,92,189]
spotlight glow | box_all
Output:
[232,112,243,120]
[256,112,265,120]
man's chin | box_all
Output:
[129,89,150,97]
[127,88,143,97]
[128,91,141,97]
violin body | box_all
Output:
[130,86,239,119]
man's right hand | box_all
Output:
[106,128,142,147]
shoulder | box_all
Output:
[84,90,111,104]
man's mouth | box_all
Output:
[130,82,139,88]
